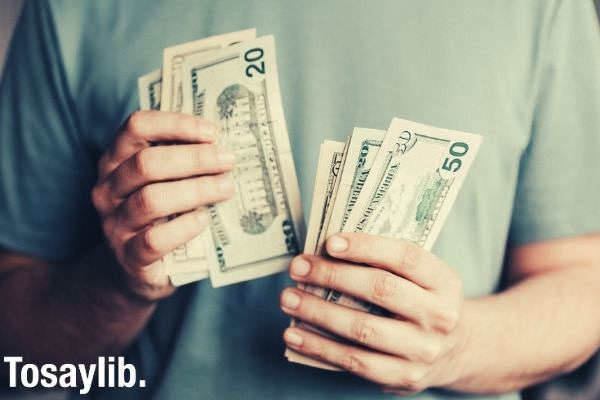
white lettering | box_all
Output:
[118,357,136,388]
[58,364,77,388]
[98,355,105,387]
[78,363,96,395]
[40,364,58,388]
[20,364,39,388]
[2,356,143,391]
[3,356,22,387]
[107,356,115,387]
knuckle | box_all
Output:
[350,316,379,345]
[375,371,402,388]
[140,228,161,256]
[320,260,338,290]
[434,307,460,333]
[310,342,327,361]
[101,218,116,239]
[132,148,156,177]
[113,227,130,247]
[419,339,442,364]
[133,186,159,217]
[371,271,399,302]
[340,352,365,373]
[91,185,105,211]
[125,111,147,133]
[402,368,427,392]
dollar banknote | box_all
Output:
[299,129,385,311]
[157,30,256,285]
[180,35,304,287]
[298,127,385,320]
[346,118,482,243]
[287,118,482,369]
[161,29,256,113]
[322,128,385,246]
[138,68,212,285]
[138,68,210,285]
[302,141,346,255]
[286,128,386,369]
[138,69,162,111]
[284,140,346,367]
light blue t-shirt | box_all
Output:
[1,1,599,399]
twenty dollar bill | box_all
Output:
[181,35,304,287]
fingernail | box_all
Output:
[284,329,304,346]
[327,235,348,253]
[217,149,236,165]
[218,176,235,194]
[281,290,301,310]
[291,257,311,277]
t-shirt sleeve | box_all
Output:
[509,0,600,245]
[0,1,100,262]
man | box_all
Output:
[1,1,599,399]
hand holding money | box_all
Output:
[282,232,467,394]
[284,118,482,375]
[138,30,304,287]
[90,111,235,300]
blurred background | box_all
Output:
[1,0,599,74]
[0,0,598,399]
[0,0,23,74]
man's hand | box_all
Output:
[0,110,237,364]
[280,233,466,394]
[91,111,235,301]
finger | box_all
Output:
[117,174,234,229]
[99,111,216,178]
[101,143,235,199]
[284,327,427,390]
[289,255,439,326]
[325,233,447,291]
[123,209,210,268]
[280,288,438,362]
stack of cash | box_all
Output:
[285,118,482,369]
[138,29,304,287]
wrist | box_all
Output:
[84,243,172,306]
[439,299,478,391]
